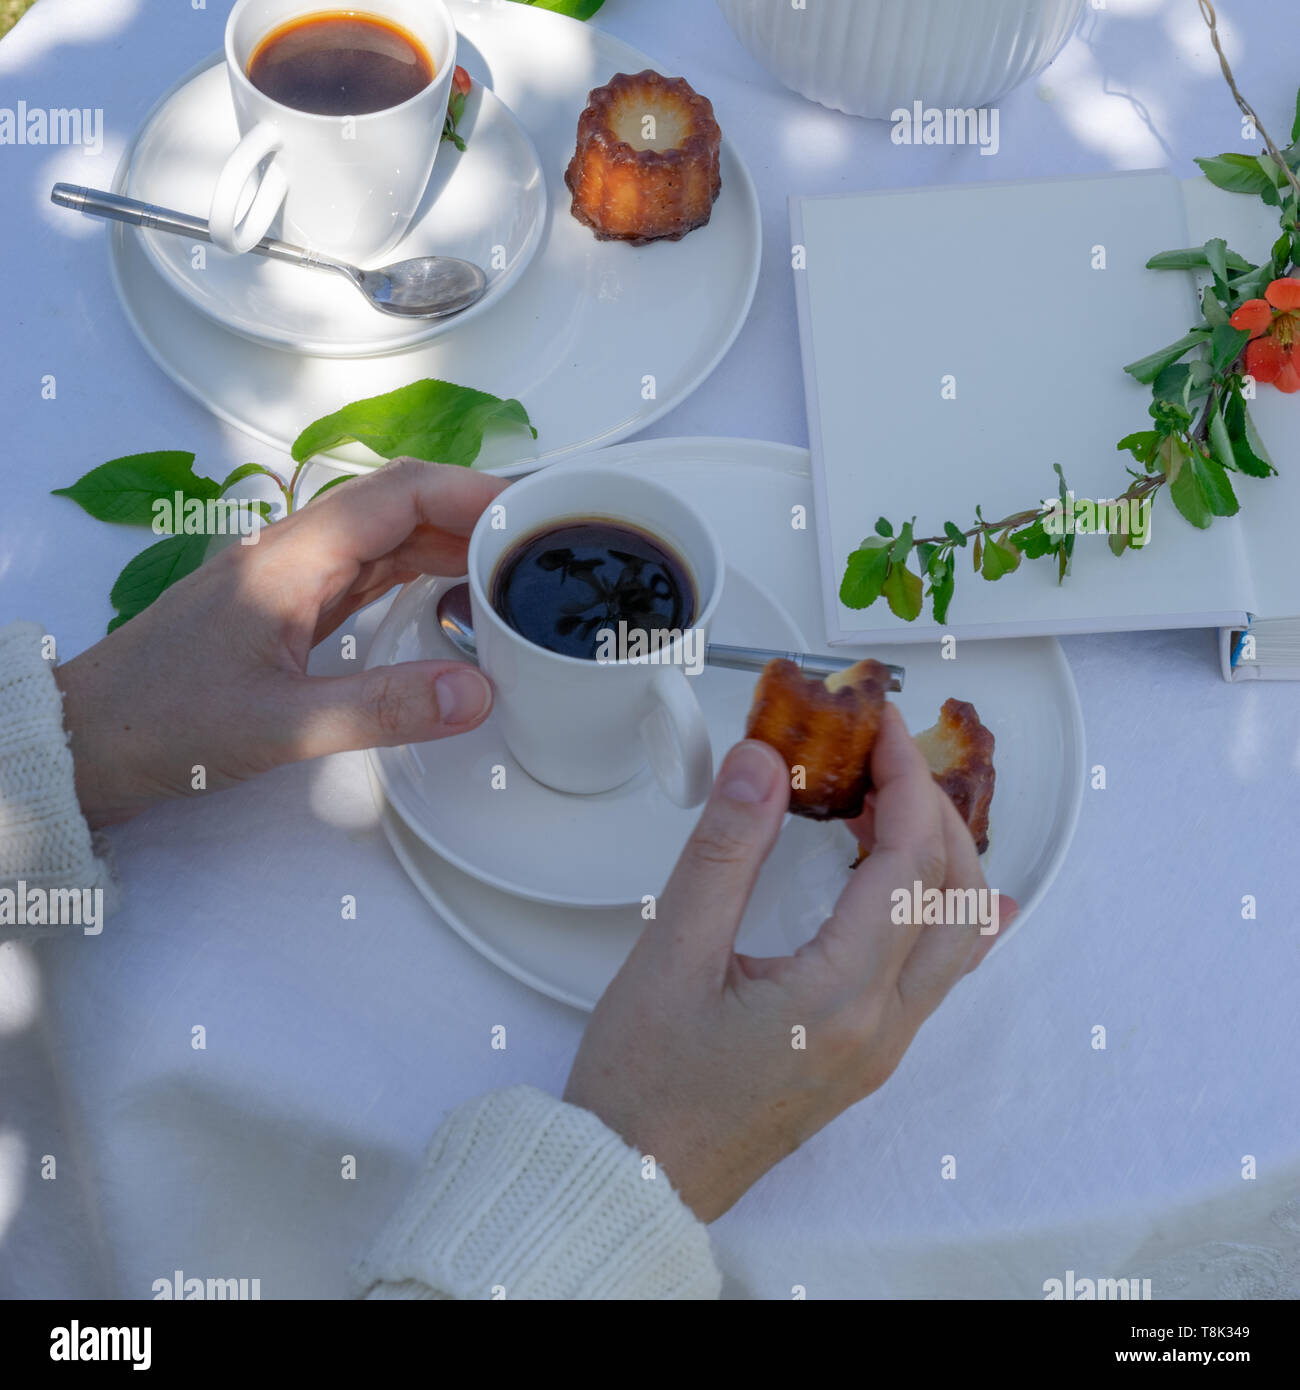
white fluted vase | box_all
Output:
[715,0,1087,119]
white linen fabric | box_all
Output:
[1,0,1298,1301]
[0,622,719,1298]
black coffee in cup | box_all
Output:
[247,11,434,116]
[491,519,697,661]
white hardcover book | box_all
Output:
[791,170,1300,676]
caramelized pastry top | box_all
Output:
[744,658,894,820]
[565,70,722,245]
[913,699,996,854]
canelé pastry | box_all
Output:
[565,70,722,245]
[913,699,996,855]
[744,658,894,819]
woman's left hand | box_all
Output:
[55,458,505,827]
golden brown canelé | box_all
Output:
[565,70,722,245]
[913,698,997,855]
[744,659,895,820]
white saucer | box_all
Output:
[124,58,546,358]
[366,437,1087,1010]
[367,567,807,907]
[106,0,762,473]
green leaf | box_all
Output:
[1200,286,1229,327]
[1192,449,1239,518]
[839,539,891,610]
[1152,362,1193,407]
[1117,430,1161,466]
[1203,236,1229,285]
[1108,529,1132,558]
[980,536,1021,581]
[1146,246,1253,272]
[882,559,923,621]
[107,533,210,632]
[51,451,218,527]
[1229,262,1275,299]
[1254,154,1285,207]
[1009,516,1058,560]
[1273,232,1294,277]
[927,554,956,625]
[1208,399,1235,472]
[1195,152,1276,197]
[291,378,537,468]
[1292,84,1300,144]
[1168,452,1211,529]
[1123,329,1210,384]
[943,520,967,547]
[874,516,894,538]
[219,462,276,493]
[308,476,352,504]
[1161,434,1186,486]
[916,541,938,575]
[1148,399,1194,434]
[972,533,983,572]
[1224,384,1276,477]
[1209,324,1249,374]
[510,0,606,17]
[888,520,914,565]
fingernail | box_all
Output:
[435,669,491,725]
[717,741,780,804]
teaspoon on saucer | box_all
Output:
[435,582,905,689]
[51,183,488,320]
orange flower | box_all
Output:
[1231,277,1300,391]
[452,65,472,97]
[1230,299,1272,338]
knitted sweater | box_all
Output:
[0,620,721,1300]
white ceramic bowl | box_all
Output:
[716,0,1086,119]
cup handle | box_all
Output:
[209,120,287,254]
[639,667,713,809]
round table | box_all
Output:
[1,0,1297,1299]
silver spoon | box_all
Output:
[51,183,487,320]
[435,582,904,688]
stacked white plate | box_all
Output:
[107,0,763,475]
[365,438,1086,1010]
[107,5,1085,1009]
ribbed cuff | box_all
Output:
[353,1086,721,1300]
[0,622,115,929]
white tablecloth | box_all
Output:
[2,0,1298,1300]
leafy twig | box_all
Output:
[840,2,1293,626]
[53,381,537,633]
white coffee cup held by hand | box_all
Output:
[210,0,457,260]
[468,467,725,809]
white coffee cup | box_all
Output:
[210,0,457,260]
[467,466,725,808]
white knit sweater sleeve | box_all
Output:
[0,621,115,931]
[0,621,719,1299]
[353,1085,722,1300]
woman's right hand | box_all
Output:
[564,704,1016,1223]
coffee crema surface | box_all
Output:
[247,11,434,116]
[491,519,697,661]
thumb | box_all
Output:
[286,661,493,759]
[649,740,789,982]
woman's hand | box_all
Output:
[55,458,505,828]
[564,704,1016,1223]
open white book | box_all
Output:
[790,170,1300,679]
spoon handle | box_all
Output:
[49,184,338,271]
[708,644,904,689]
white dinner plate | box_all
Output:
[125,58,546,357]
[106,0,762,476]
[366,437,1087,1009]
